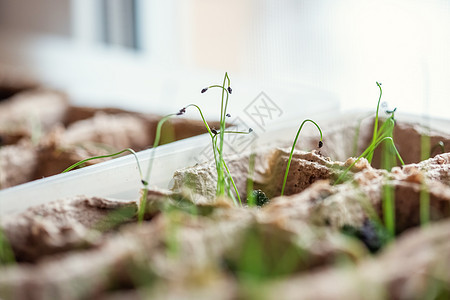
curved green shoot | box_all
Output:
[62,148,144,178]
[367,82,383,163]
[335,83,405,185]
[61,112,179,224]
[184,104,215,138]
[143,113,178,186]
[280,119,323,196]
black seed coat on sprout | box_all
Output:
[226,113,231,117]
[201,88,208,93]
[227,87,232,94]
[385,107,397,115]
[248,128,253,133]
[177,107,186,115]
[318,141,323,148]
[211,129,218,135]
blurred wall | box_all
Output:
[0,0,448,119]
[0,0,71,36]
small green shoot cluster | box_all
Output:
[62,148,144,175]
[334,82,406,238]
[181,72,252,206]
[335,82,405,185]
[62,72,252,223]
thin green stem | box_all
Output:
[420,179,430,226]
[246,153,256,206]
[218,74,229,196]
[184,104,215,138]
[222,160,242,206]
[62,148,144,179]
[211,133,246,206]
[383,182,395,237]
[139,113,177,223]
[367,82,383,163]
[143,114,177,184]
[195,74,248,204]
[280,119,323,196]
[193,73,249,206]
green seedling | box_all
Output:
[380,114,400,237]
[381,182,396,237]
[280,119,323,196]
[201,73,244,202]
[62,148,143,175]
[62,114,177,223]
[181,73,252,206]
[246,152,257,206]
[64,73,252,223]
[180,103,251,206]
[420,179,430,227]
[421,133,431,162]
[334,82,405,185]
[334,82,406,238]
[139,113,179,222]
[366,82,384,163]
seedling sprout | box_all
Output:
[62,72,252,218]
[280,119,323,196]
[62,148,144,176]
[334,82,405,185]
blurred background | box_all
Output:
[0,0,449,120]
